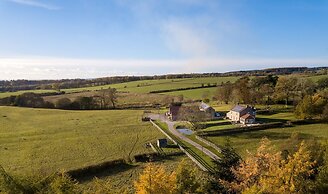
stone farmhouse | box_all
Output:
[226,105,256,124]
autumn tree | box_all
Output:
[257,141,316,193]
[234,77,251,104]
[224,138,317,194]
[52,83,61,92]
[314,141,328,193]
[295,95,316,119]
[134,163,176,194]
[222,138,281,193]
[215,82,233,104]
[275,76,298,107]
[175,160,202,194]
[297,78,316,98]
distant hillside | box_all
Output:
[1,66,327,92]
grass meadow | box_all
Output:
[0,76,240,99]
[0,106,165,175]
[207,123,328,157]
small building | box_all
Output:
[227,105,256,123]
[199,102,216,119]
[240,113,256,124]
[157,139,168,148]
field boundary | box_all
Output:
[150,119,178,144]
[198,122,285,136]
[199,119,328,137]
[150,120,211,172]
[149,84,217,94]
[195,135,222,153]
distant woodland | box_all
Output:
[1,67,327,92]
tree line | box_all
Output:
[0,88,118,110]
[215,75,328,112]
[1,67,326,92]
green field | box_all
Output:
[306,74,328,82]
[162,87,217,100]
[0,89,56,98]
[1,74,327,100]
[63,76,240,94]
[207,123,328,157]
[43,91,178,107]
[0,107,165,175]
[0,77,239,99]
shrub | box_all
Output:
[55,98,72,109]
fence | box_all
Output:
[195,135,222,153]
[198,122,285,136]
[150,119,211,172]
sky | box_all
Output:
[0,0,328,80]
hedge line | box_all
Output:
[149,84,217,94]
[198,122,285,136]
[198,119,328,137]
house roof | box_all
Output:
[199,102,211,110]
[231,105,247,112]
[240,113,255,120]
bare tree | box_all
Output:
[97,87,117,109]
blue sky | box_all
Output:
[0,0,327,79]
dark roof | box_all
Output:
[231,105,247,112]
[240,113,255,120]
[169,105,181,116]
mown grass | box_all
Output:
[0,106,165,175]
[162,87,217,100]
[207,123,328,157]
[256,112,297,123]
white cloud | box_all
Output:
[6,0,60,10]
[0,56,327,80]
[162,20,214,57]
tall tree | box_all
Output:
[234,77,251,104]
[214,138,241,182]
[275,76,298,107]
[97,87,117,109]
[134,163,176,194]
[215,81,233,104]
[295,95,315,119]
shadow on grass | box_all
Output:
[229,130,316,141]
[73,163,137,183]
[204,121,231,128]
[256,117,290,123]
